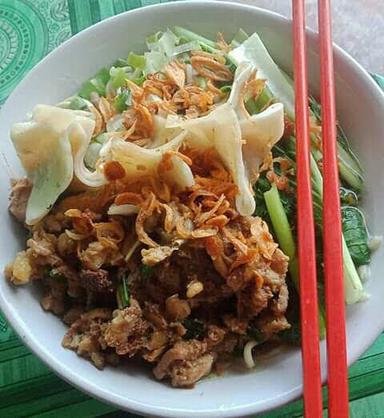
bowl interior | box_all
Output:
[0,2,383,417]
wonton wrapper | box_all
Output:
[165,63,285,216]
[99,130,194,190]
[228,62,285,182]
[11,105,96,225]
[182,103,256,216]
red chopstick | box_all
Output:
[292,1,323,417]
[318,0,349,416]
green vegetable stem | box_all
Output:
[116,275,130,309]
[264,184,326,337]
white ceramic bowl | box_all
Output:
[0,2,383,417]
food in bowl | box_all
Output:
[4,27,377,388]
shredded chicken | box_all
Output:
[9,178,32,223]
[80,269,114,293]
[168,353,216,387]
[153,340,208,380]
[104,300,151,356]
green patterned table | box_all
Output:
[1,1,384,417]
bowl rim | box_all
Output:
[1,1,383,417]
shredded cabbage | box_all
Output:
[127,52,146,70]
[229,33,295,119]
[171,41,200,56]
[144,29,200,74]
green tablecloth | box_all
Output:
[1,1,384,417]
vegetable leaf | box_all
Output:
[140,264,154,281]
[44,267,66,282]
[109,67,127,89]
[78,68,110,99]
[342,206,371,266]
[182,319,205,340]
[229,33,295,118]
[253,173,271,223]
[127,52,146,70]
[114,89,132,113]
[247,324,264,342]
[340,187,358,206]
[117,275,130,309]
[279,321,301,344]
[63,96,88,111]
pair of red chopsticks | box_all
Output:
[292,0,349,417]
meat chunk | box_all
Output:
[237,282,273,319]
[41,292,65,315]
[153,340,208,380]
[141,245,179,266]
[223,316,248,335]
[271,283,289,314]
[165,295,191,321]
[153,339,216,388]
[27,229,61,266]
[256,314,291,338]
[169,353,216,387]
[62,308,112,369]
[104,299,151,356]
[63,306,85,325]
[79,269,114,293]
[8,178,32,223]
[4,251,33,285]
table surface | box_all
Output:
[0,1,384,417]
[230,0,384,74]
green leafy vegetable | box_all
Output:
[149,29,179,55]
[144,29,183,74]
[109,67,128,89]
[195,76,208,89]
[253,174,271,222]
[140,264,154,281]
[230,33,366,304]
[116,275,130,309]
[342,206,371,266]
[245,88,271,115]
[173,26,217,51]
[263,184,325,336]
[247,324,264,343]
[340,187,358,206]
[264,184,296,260]
[172,40,201,56]
[146,31,163,48]
[62,96,88,111]
[229,33,295,119]
[113,58,128,68]
[144,50,169,75]
[127,52,146,70]
[84,133,108,170]
[84,143,102,170]
[309,96,363,193]
[129,72,145,86]
[279,321,301,344]
[220,85,232,94]
[183,319,206,340]
[78,68,110,99]
[114,89,132,113]
[43,266,66,282]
